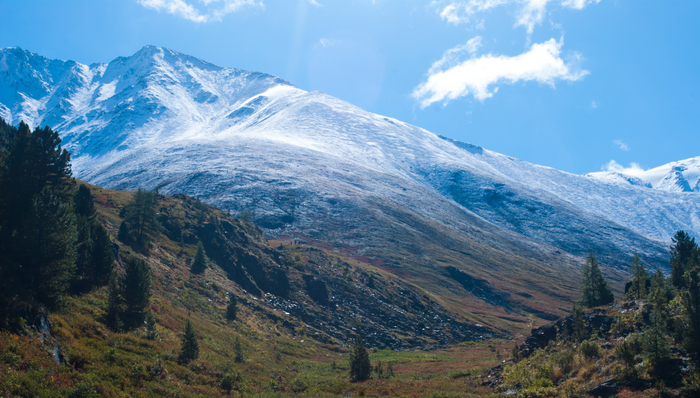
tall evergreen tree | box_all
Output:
[578,252,615,308]
[191,241,207,274]
[626,252,648,300]
[106,272,124,331]
[681,260,700,365]
[0,122,76,323]
[121,257,152,329]
[178,319,199,364]
[643,308,671,374]
[226,294,237,321]
[72,185,114,293]
[670,230,698,289]
[349,334,371,382]
[120,188,160,252]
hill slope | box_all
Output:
[2,46,696,327]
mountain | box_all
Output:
[1,45,698,328]
[587,157,700,193]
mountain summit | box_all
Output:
[1,46,698,324]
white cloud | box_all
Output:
[308,0,322,7]
[317,38,340,48]
[613,139,630,151]
[603,160,645,177]
[137,0,263,23]
[412,37,588,106]
[433,0,601,33]
[591,100,597,108]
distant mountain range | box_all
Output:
[587,157,700,193]
[1,45,697,325]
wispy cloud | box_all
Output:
[137,0,263,23]
[613,139,630,151]
[591,100,598,108]
[308,0,322,7]
[603,160,645,177]
[316,38,340,48]
[432,0,601,33]
[412,37,588,106]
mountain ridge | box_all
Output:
[1,45,697,327]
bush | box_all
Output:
[220,370,244,392]
[578,340,601,359]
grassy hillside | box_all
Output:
[0,183,519,397]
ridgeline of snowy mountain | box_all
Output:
[587,157,700,194]
[1,46,697,275]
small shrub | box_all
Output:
[579,340,601,359]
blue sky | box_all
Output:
[0,0,698,175]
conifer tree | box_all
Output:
[226,294,237,321]
[121,188,160,252]
[178,319,199,364]
[121,257,151,329]
[578,252,615,308]
[191,241,207,274]
[349,334,371,382]
[0,122,76,320]
[681,261,700,365]
[72,185,114,293]
[106,272,124,331]
[648,269,674,310]
[670,230,697,289]
[643,308,671,374]
[626,252,648,300]
[234,336,244,363]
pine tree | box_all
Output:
[643,308,671,374]
[234,336,244,363]
[681,261,700,365]
[106,272,124,331]
[648,269,674,310]
[626,252,648,300]
[226,295,237,321]
[578,252,615,308]
[72,185,114,293]
[670,230,697,289]
[349,334,371,382]
[0,122,76,321]
[90,223,115,287]
[121,257,152,329]
[178,319,199,364]
[191,241,207,274]
[121,188,160,252]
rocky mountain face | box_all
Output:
[1,45,697,326]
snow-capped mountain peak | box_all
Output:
[587,157,700,193]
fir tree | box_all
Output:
[90,223,115,287]
[121,257,152,329]
[0,122,76,323]
[72,185,114,293]
[349,334,371,382]
[626,252,648,300]
[670,230,698,289]
[178,319,199,364]
[648,269,674,310]
[226,294,237,321]
[578,252,615,308]
[681,261,700,365]
[105,272,123,331]
[643,308,671,374]
[234,336,244,363]
[191,241,207,274]
[121,188,160,252]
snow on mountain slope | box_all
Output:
[1,46,696,275]
[587,157,700,194]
